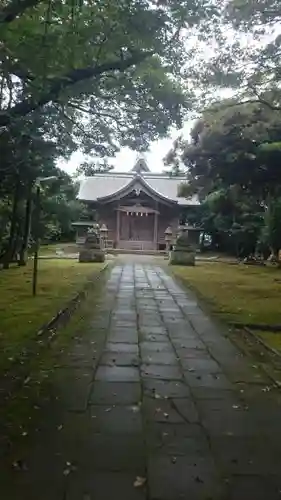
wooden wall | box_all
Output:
[94,201,182,248]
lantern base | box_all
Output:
[79,249,105,263]
[169,250,195,266]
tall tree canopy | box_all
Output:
[176,100,281,201]
[0,0,223,155]
[187,0,281,110]
[166,99,281,257]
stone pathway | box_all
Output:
[3,262,281,499]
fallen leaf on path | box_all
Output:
[131,406,140,413]
[13,460,28,471]
[134,476,146,488]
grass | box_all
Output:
[0,268,107,451]
[171,261,281,352]
[254,330,281,355]
[0,259,105,372]
[40,241,79,255]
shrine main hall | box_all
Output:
[76,159,198,251]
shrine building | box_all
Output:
[75,158,198,251]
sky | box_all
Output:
[58,121,194,175]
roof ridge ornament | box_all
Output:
[131,156,150,173]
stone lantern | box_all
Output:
[78,225,105,263]
[169,225,201,266]
[164,226,173,254]
[100,223,108,249]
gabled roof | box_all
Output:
[78,171,199,206]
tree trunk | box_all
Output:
[2,179,20,269]
[19,184,33,266]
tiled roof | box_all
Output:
[78,172,199,206]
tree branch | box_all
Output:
[0,46,35,81]
[0,50,152,127]
[248,85,281,111]
[201,96,281,115]
[67,102,126,128]
[55,104,95,142]
[0,0,41,24]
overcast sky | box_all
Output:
[58,121,195,175]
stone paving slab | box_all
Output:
[106,342,139,353]
[65,472,147,500]
[89,405,143,434]
[140,341,174,353]
[141,364,183,380]
[143,379,191,399]
[141,351,178,365]
[147,454,225,500]
[100,351,140,366]
[145,422,209,455]
[3,261,281,500]
[95,365,140,382]
[89,381,141,405]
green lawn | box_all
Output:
[171,262,281,351]
[0,259,105,372]
[40,242,79,255]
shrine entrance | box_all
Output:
[118,204,158,251]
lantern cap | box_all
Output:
[164,226,173,235]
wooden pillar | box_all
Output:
[116,204,120,247]
[153,201,158,250]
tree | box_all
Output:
[165,99,281,256]
[262,197,281,259]
[176,101,281,202]
[0,114,81,267]
[186,0,281,111]
[0,0,221,155]
[76,158,113,177]
[39,172,82,242]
